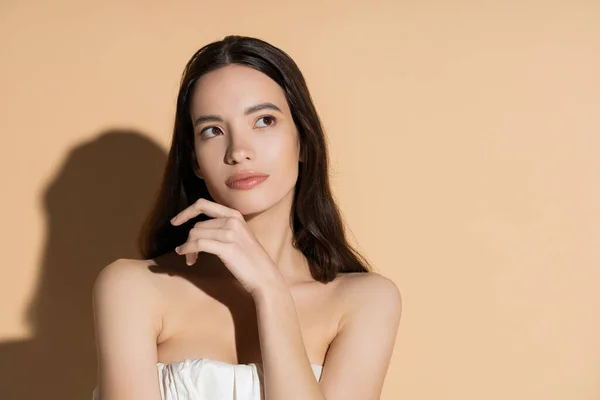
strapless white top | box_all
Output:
[92,358,323,399]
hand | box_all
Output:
[170,198,282,296]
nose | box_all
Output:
[224,130,255,165]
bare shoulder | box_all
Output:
[93,258,164,316]
[93,258,159,295]
[335,272,401,301]
[316,272,402,398]
[93,258,165,399]
[334,272,402,324]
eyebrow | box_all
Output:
[193,102,283,127]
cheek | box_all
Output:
[195,142,219,169]
[195,148,223,195]
[265,131,300,165]
[269,135,300,185]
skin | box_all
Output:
[93,64,402,400]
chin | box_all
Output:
[210,192,273,216]
[231,201,271,216]
[218,186,296,217]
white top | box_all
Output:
[92,357,323,399]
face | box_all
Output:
[189,64,301,215]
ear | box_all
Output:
[194,165,204,180]
[297,137,304,163]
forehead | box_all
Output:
[190,64,289,115]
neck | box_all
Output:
[244,188,311,284]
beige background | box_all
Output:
[1,0,599,399]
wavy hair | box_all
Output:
[139,35,371,282]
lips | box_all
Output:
[225,171,270,190]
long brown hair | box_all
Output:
[139,35,371,283]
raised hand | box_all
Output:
[170,198,281,296]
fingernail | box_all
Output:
[171,217,177,224]
[175,246,180,253]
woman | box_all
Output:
[92,35,402,400]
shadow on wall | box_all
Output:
[0,130,167,400]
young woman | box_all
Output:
[92,35,402,400]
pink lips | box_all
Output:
[225,172,269,190]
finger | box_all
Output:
[187,227,234,243]
[192,218,229,229]
[187,252,198,266]
[175,238,229,265]
[171,198,242,226]
[174,241,199,266]
[177,219,229,265]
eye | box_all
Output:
[255,115,276,128]
[199,126,223,139]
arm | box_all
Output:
[168,199,402,398]
[93,259,163,400]
[254,272,402,400]
[318,273,402,400]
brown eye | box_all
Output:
[200,126,222,138]
[256,116,276,128]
